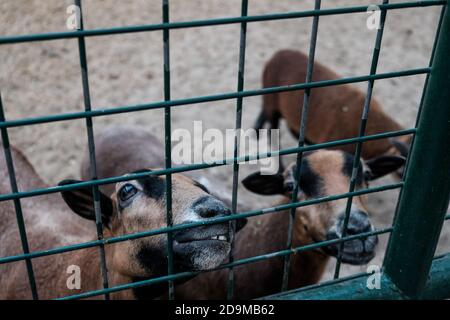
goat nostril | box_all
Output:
[196,207,222,218]
[199,208,230,218]
[346,211,372,235]
[192,196,231,218]
[347,225,365,235]
[203,211,215,218]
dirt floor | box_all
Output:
[1,0,449,290]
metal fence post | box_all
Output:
[162,0,175,300]
[383,1,450,299]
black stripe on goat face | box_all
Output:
[131,169,211,197]
[133,170,166,200]
[131,169,211,195]
[192,180,210,194]
[341,153,366,187]
[288,158,324,198]
[116,169,213,212]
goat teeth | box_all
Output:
[211,236,218,240]
[218,235,227,241]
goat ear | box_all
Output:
[235,217,248,232]
[389,138,410,158]
[242,172,284,195]
[365,155,406,180]
[58,179,113,225]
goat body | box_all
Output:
[0,144,115,299]
[258,49,411,159]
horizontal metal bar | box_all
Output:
[420,253,450,299]
[0,128,413,203]
[0,183,401,265]
[259,272,370,300]
[0,68,429,130]
[269,273,404,300]
[0,128,414,204]
[0,1,444,45]
[57,227,392,300]
[0,0,444,302]
[266,253,450,300]
[57,270,194,300]
[219,228,392,272]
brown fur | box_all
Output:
[80,127,377,299]
[80,126,165,196]
[173,202,331,299]
[0,141,224,299]
[175,151,374,299]
[260,49,411,159]
[0,143,101,299]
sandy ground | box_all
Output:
[1,0,449,294]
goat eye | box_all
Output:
[363,170,372,181]
[119,184,138,202]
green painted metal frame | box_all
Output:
[227,0,249,300]
[0,0,449,300]
[282,0,321,293]
[265,253,450,300]
[162,0,175,300]
[333,0,388,279]
[75,0,110,300]
[383,0,450,298]
[0,1,445,44]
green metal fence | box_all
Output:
[0,0,449,300]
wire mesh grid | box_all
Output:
[0,0,449,300]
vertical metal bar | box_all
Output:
[227,0,248,300]
[387,4,445,229]
[162,0,175,300]
[281,0,321,292]
[0,93,39,300]
[75,0,110,299]
[383,1,450,298]
[333,0,389,279]
[414,5,445,124]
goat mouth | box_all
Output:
[173,224,231,244]
[172,224,232,271]
[320,233,379,265]
[175,234,229,244]
[323,245,376,265]
[173,239,231,271]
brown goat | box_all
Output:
[80,126,404,299]
[256,49,411,169]
[0,141,243,299]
